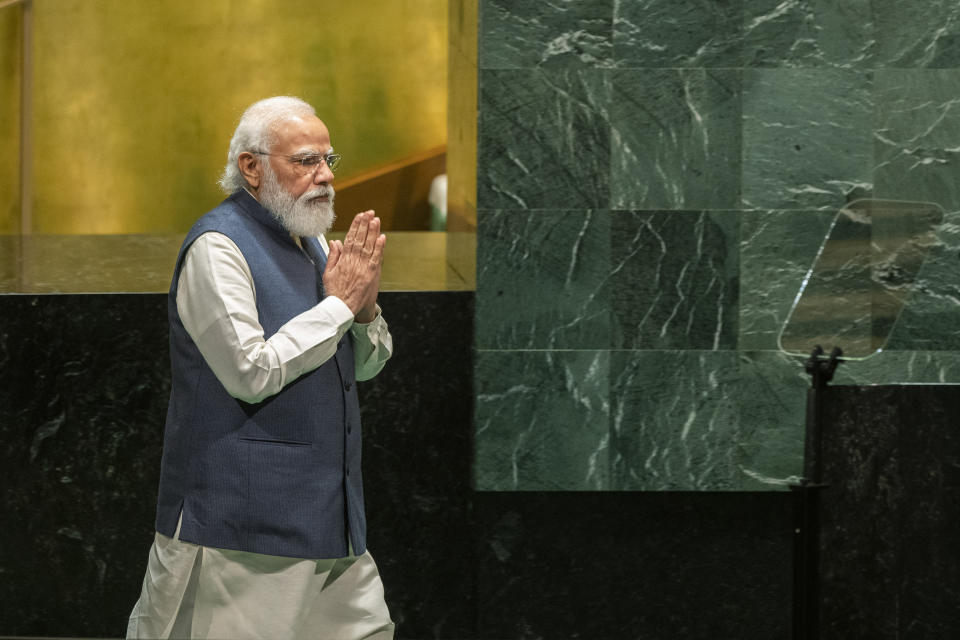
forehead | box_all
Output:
[270,115,331,153]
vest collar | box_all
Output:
[230,189,295,244]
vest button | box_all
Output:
[344,381,352,391]
[347,425,353,435]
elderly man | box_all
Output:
[127,96,395,639]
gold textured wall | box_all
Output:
[446,0,476,232]
[0,6,21,235]
[10,0,446,234]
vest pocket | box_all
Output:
[238,436,311,447]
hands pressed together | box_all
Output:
[322,210,385,324]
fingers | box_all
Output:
[363,215,380,257]
[351,210,373,252]
[325,240,342,272]
[370,233,386,266]
[343,211,364,248]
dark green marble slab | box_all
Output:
[873,1,960,67]
[611,69,742,210]
[742,69,873,209]
[734,350,809,490]
[883,210,960,352]
[476,209,610,349]
[874,70,960,212]
[743,0,873,68]
[613,0,743,68]
[479,0,613,69]
[474,350,609,490]
[611,350,740,490]
[611,210,739,350]
[478,69,611,210]
[738,210,835,351]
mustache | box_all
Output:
[301,185,335,202]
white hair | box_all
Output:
[218,96,317,194]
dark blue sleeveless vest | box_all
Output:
[155,189,366,559]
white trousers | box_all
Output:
[126,524,395,640]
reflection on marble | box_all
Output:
[874,69,960,212]
[739,210,835,351]
[743,0,872,68]
[613,0,743,68]
[611,350,740,490]
[476,491,794,639]
[819,385,960,638]
[479,0,612,69]
[742,69,873,210]
[611,210,739,350]
[478,69,611,210]
[474,350,609,490]
[611,69,742,210]
[476,209,610,349]
[0,232,475,294]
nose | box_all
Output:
[314,161,334,184]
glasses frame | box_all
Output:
[251,149,342,174]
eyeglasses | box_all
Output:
[252,150,342,175]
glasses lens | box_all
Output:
[325,154,341,172]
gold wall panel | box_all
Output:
[0,6,21,235]
[446,0,476,232]
[27,0,447,234]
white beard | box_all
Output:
[259,167,336,237]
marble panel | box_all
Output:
[742,69,873,210]
[819,385,960,638]
[833,350,960,385]
[611,69,742,210]
[474,350,609,490]
[738,210,835,351]
[874,69,960,213]
[734,350,810,490]
[735,349,960,491]
[479,0,613,69]
[882,209,960,353]
[476,209,610,349]
[478,68,611,210]
[0,294,170,636]
[356,292,477,639]
[610,350,740,490]
[610,210,739,350]
[872,1,960,68]
[475,491,794,639]
[743,0,873,68]
[612,0,743,68]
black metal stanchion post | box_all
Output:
[791,345,841,640]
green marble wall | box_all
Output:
[474,0,960,491]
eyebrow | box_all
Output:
[291,147,335,157]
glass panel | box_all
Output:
[779,199,944,360]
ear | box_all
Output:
[238,151,261,190]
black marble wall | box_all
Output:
[819,385,960,639]
[1,291,799,639]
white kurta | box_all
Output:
[127,231,395,640]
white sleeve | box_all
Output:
[176,232,356,404]
[349,306,394,381]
